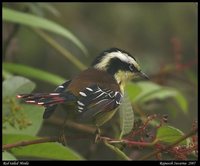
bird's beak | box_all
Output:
[138,71,149,80]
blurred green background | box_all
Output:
[3,2,197,160]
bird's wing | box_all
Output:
[76,84,123,121]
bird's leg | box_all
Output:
[94,127,101,143]
[58,118,67,146]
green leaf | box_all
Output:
[3,69,13,80]
[185,70,197,87]
[3,7,88,55]
[125,82,142,100]
[119,93,134,139]
[3,76,36,98]
[3,151,17,160]
[174,91,188,114]
[126,82,188,113]
[140,88,177,103]
[129,82,165,103]
[3,104,44,136]
[3,76,44,135]
[126,82,164,104]
[3,134,84,160]
[156,125,187,145]
[3,63,65,86]
[35,3,61,17]
[26,3,61,17]
[34,29,87,70]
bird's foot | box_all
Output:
[58,132,67,146]
[58,119,67,146]
[94,128,101,143]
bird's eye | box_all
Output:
[129,64,134,71]
[129,64,139,72]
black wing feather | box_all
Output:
[77,84,122,121]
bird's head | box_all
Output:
[92,48,148,88]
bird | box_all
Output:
[17,48,148,132]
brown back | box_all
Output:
[67,68,120,96]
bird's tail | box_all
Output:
[17,92,76,119]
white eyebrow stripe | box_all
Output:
[58,85,64,88]
[94,51,139,70]
[117,51,139,68]
[117,51,133,63]
[108,52,135,64]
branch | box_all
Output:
[139,128,198,160]
[3,127,197,160]
[3,134,153,152]
[2,133,95,151]
[45,117,96,134]
[3,136,58,151]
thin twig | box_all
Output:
[139,128,198,160]
[100,136,154,147]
